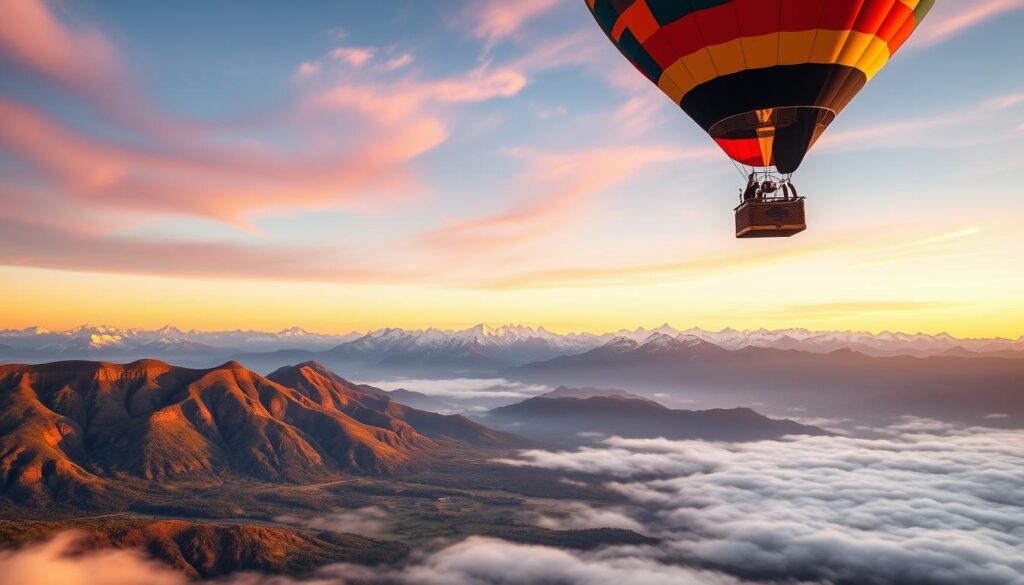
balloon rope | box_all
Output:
[729,158,748,180]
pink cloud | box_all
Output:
[0,97,446,224]
[0,2,529,227]
[0,214,418,283]
[0,3,531,283]
[307,66,526,122]
[426,68,527,102]
[511,29,600,74]
[510,27,658,98]
[465,0,561,44]
[386,53,414,70]
[294,61,323,79]
[0,0,123,102]
[911,0,1024,47]
[421,145,713,253]
[612,93,670,137]
[296,48,411,80]
[328,46,376,67]
[0,0,209,145]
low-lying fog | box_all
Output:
[7,417,1021,585]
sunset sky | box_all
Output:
[1,0,1023,338]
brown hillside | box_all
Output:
[0,360,436,503]
[267,362,528,447]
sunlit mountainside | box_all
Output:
[0,360,522,506]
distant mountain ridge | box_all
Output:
[507,334,1024,427]
[537,385,653,402]
[0,360,522,505]
[4,324,1018,373]
[482,393,827,445]
[0,325,360,367]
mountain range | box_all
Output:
[0,359,520,505]
[2,324,1020,375]
[0,354,852,506]
[508,333,1024,427]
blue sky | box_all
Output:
[1,0,1023,336]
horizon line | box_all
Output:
[3,322,1022,343]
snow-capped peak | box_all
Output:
[1,324,1019,360]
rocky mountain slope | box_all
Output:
[0,360,521,505]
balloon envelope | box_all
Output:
[586,0,934,173]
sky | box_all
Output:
[1,0,1023,338]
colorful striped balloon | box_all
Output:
[586,0,934,173]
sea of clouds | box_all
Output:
[363,377,549,400]
[3,417,1021,585]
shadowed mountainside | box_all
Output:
[536,385,654,403]
[506,333,1024,426]
[0,360,522,505]
[483,394,826,445]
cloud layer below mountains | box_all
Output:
[363,377,549,399]
[5,419,1021,585]
[501,418,1024,585]
[276,506,391,537]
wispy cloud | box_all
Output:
[0,1,527,233]
[421,145,709,254]
[0,0,141,130]
[463,0,561,46]
[911,0,1024,47]
[385,53,414,70]
[0,215,414,283]
[306,65,525,125]
[820,90,1024,153]
[0,96,439,225]
[294,46,413,79]
[481,236,847,289]
[475,217,1004,290]
[328,46,376,67]
[293,61,322,79]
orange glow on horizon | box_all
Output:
[3,262,1021,340]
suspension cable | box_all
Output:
[728,157,748,181]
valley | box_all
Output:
[0,358,663,578]
[1,334,1019,581]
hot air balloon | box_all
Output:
[585,0,934,238]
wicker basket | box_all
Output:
[735,198,807,238]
